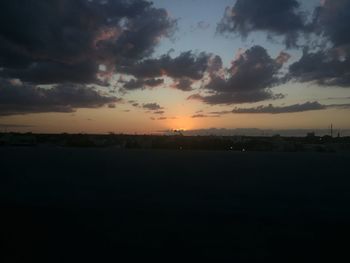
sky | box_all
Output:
[0,0,350,134]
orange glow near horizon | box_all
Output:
[1,106,350,135]
[166,116,196,131]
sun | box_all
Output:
[167,116,195,131]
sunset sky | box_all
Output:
[0,0,350,134]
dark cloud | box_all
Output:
[207,46,287,92]
[0,0,176,85]
[191,114,207,118]
[123,78,164,90]
[173,78,194,91]
[112,7,176,60]
[189,46,288,105]
[216,0,350,90]
[119,52,226,92]
[128,100,140,108]
[188,91,284,105]
[151,116,167,121]
[0,78,120,116]
[0,0,177,116]
[154,111,165,115]
[1,61,99,85]
[190,101,350,116]
[207,55,223,77]
[119,51,213,89]
[288,0,350,88]
[209,110,232,115]
[231,101,350,114]
[312,0,350,48]
[289,49,350,87]
[191,114,220,118]
[217,0,307,47]
[142,103,163,111]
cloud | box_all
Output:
[289,49,350,87]
[120,52,226,92]
[288,0,350,88]
[217,0,307,47]
[231,101,350,114]
[129,101,140,108]
[189,46,288,105]
[151,116,167,121]
[188,92,284,105]
[329,103,350,109]
[207,55,224,77]
[197,21,210,30]
[215,0,350,90]
[120,51,211,80]
[117,51,220,92]
[190,101,350,117]
[154,111,165,115]
[313,0,350,48]
[0,78,120,116]
[142,103,163,111]
[172,78,194,91]
[0,0,176,85]
[209,110,232,115]
[123,78,164,90]
[191,114,220,118]
[232,101,325,114]
[0,0,178,116]
[1,61,100,85]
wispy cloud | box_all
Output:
[231,102,350,114]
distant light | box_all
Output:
[242,148,246,152]
[230,146,233,150]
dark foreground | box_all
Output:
[1,147,349,262]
